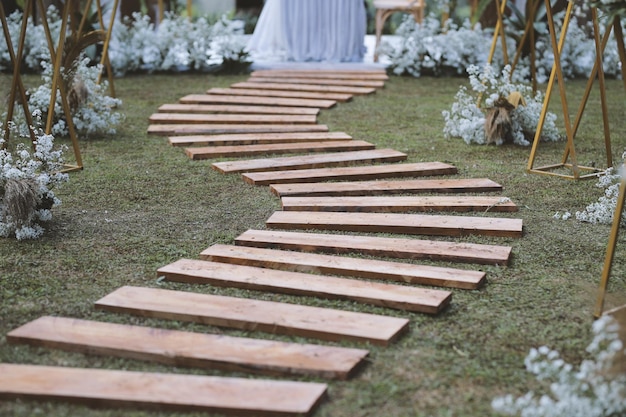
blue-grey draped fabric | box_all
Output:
[249,0,366,62]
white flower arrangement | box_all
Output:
[0,8,251,76]
[0,122,68,240]
[492,314,626,417]
[575,157,626,225]
[381,9,624,82]
[25,58,125,137]
[442,64,560,145]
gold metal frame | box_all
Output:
[526,3,625,180]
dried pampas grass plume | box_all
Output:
[2,178,39,227]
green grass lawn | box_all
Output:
[1,71,625,417]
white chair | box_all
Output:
[373,0,425,62]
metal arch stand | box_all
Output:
[526,2,625,180]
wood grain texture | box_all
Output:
[235,229,512,266]
[148,123,328,136]
[179,94,336,109]
[0,363,327,416]
[169,131,352,147]
[242,162,457,185]
[207,87,352,102]
[269,178,503,197]
[212,149,407,174]
[199,244,485,290]
[250,70,389,80]
[7,316,368,379]
[185,140,375,160]
[158,103,320,115]
[280,195,518,213]
[158,259,452,314]
[248,77,385,88]
[265,211,523,238]
[149,113,317,125]
[95,286,409,346]
[232,82,376,95]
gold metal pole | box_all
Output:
[96,0,119,97]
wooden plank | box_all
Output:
[199,244,485,290]
[149,113,317,125]
[0,363,327,417]
[280,196,518,213]
[185,140,376,160]
[207,88,352,103]
[7,316,368,380]
[249,77,385,88]
[169,131,353,147]
[243,162,458,185]
[212,149,407,174]
[158,103,320,116]
[158,259,452,314]
[236,229,512,266]
[269,178,503,197]
[148,124,329,136]
[179,94,336,109]
[251,70,389,80]
[265,211,524,238]
[95,286,409,346]
[231,82,376,95]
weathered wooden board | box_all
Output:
[148,124,329,136]
[212,149,407,174]
[242,162,457,185]
[0,363,327,417]
[185,140,376,160]
[95,286,409,346]
[231,82,376,95]
[269,178,502,197]
[179,94,336,109]
[7,316,368,380]
[158,103,320,116]
[169,131,352,147]
[249,77,385,88]
[199,244,485,290]
[236,229,512,265]
[265,211,524,238]
[207,88,352,102]
[251,70,389,80]
[158,259,451,314]
[280,195,518,213]
[149,113,318,125]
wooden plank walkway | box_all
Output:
[0,363,327,417]
[212,149,407,174]
[248,77,385,88]
[266,211,524,238]
[270,178,503,197]
[199,244,485,290]
[148,124,329,136]
[208,88,353,103]
[242,162,457,185]
[185,140,376,160]
[251,70,389,80]
[158,259,452,314]
[236,229,512,265]
[179,94,336,109]
[149,113,318,125]
[158,103,320,116]
[7,316,368,380]
[95,286,409,346]
[280,196,518,213]
[169,131,353,147]
[231,82,376,95]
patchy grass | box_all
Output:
[1,71,626,417]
